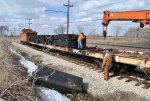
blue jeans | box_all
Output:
[78,40,82,48]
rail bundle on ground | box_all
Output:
[33,66,84,94]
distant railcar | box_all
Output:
[20,29,37,43]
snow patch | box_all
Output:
[138,52,143,55]
[37,87,70,101]
[0,98,6,101]
[20,59,38,76]
[10,48,38,76]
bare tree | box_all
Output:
[54,25,66,34]
[0,25,9,36]
[114,26,121,40]
[141,27,150,39]
[124,27,138,37]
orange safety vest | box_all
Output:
[78,34,85,40]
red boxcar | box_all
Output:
[20,29,37,43]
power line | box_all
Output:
[58,18,102,25]
[63,0,73,34]
[39,18,102,30]
[29,17,101,26]
[4,18,101,30]
[27,18,32,29]
[81,0,129,12]
[69,18,102,23]
[46,0,73,34]
[45,10,67,13]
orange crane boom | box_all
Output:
[102,10,150,28]
[102,10,150,38]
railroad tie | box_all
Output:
[117,76,124,80]
[125,79,132,82]
[135,82,142,86]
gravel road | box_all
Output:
[12,42,150,100]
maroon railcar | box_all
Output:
[20,29,37,43]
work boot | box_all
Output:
[104,65,109,81]
[104,77,109,81]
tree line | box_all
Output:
[0,24,150,39]
[0,25,9,36]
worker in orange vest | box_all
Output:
[78,33,85,49]
[102,49,113,81]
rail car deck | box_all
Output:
[29,42,150,69]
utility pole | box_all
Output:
[13,28,16,36]
[63,0,73,34]
[13,27,17,39]
[27,18,32,29]
[137,27,139,40]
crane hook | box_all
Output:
[140,22,144,28]
[103,26,107,40]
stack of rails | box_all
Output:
[30,34,86,48]
[31,35,39,43]
[38,35,46,44]
[52,34,78,48]
[33,66,84,94]
[30,35,53,45]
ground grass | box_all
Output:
[0,37,40,101]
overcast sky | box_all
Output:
[0,0,150,36]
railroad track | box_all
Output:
[88,43,150,53]
[42,49,102,72]
[118,74,150,89]
[88,43,150,50]
[24,43,150,89]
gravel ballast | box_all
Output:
[12,42,150,100]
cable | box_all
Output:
[52,19,102,26]
[37,18,102,30]
[45,10,67,13]
[1,18,102,31]
[69,18,102,23]
[81,0,130,12]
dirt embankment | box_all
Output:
[12,40,150,101]
[0,38,41,101]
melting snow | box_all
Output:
[38,87,70,101]
[10,47,70,101]
[10,48,38,76]
[19,60,38,76]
